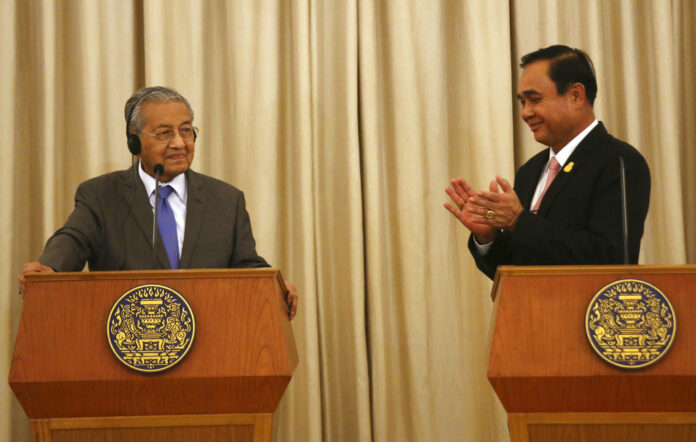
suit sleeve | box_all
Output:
[39,182,103,272]
[468,232,512,280]
[228,192,270,268]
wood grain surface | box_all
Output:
[31,413,272,442]
[507,412,696,442]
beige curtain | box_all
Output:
[3,1,695,441]
[358,1,512,440]
[1,0,19,440]
[4,2,137,441]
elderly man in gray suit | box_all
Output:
[19,86,298,319]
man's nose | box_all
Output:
[169,131,186,147]
[520,103,533,120]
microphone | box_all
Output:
[618,156,629,264]
[152,164,164,267]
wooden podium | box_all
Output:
[488,265,696,442]
[9,268,298,442]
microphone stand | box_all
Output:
[619,156,629,265]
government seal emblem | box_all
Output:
[585,279,676,369]
[107,284,196,373]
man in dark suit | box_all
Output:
[444,45,650,280]
[19,86,298,318]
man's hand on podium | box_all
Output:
[285,280,298,321]
[18,261,55,296]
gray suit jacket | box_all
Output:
[40,165,269,271]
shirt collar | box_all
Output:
[548,119,599,166]
[138,160,187,203]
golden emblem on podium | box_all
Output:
[585,279,676,369]
[107,284,196,373]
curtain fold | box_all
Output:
[358,1,511,440]
[5,2,136,441]
[1,1,20,441]
[4,1,696,441]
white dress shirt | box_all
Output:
[475,119,599,254]
[138,160,187,255]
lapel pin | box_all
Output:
[564,162,574,173]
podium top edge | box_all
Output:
[496,264,696,277]
[24,268,282,282]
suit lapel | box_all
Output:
[124,164,170,269]
[536,123,606,214]
[180,170,205,269]
[535,160,575,214]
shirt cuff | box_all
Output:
[473,235,494,255]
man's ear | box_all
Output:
[568,82,587,108]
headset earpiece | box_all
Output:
[125,89,153,156]
[127,133,141,156]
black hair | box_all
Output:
[520,45,597,105]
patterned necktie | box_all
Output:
[157,185,180,269]
[531,157,561,214]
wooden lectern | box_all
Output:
[488,265,696,442]
[9,269,298,442]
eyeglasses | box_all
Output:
[142,126,199,143]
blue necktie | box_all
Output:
[157,185,180,269]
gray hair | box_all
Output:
[124,86,194,134]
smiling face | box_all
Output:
[137,101,195,182]
[516,60,581,153]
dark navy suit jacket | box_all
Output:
[469,122,651,280]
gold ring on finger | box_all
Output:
[485,210,495,219]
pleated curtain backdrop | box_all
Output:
[2,1,695,441]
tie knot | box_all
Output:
[158,185,174,199]
[549,157,561,171]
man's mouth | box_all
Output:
[167,153,186,160]
[528,121,543,132]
